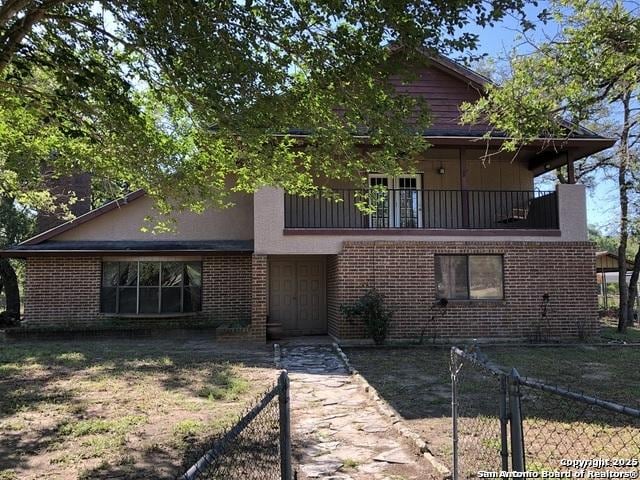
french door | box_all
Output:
[368,174,423,228]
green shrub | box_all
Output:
[341,288,393,345]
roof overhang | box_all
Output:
[527,139,616,176]
[596,251,634,272]
[273,133,616,175]
[0,240,254,258]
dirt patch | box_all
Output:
[0,337,277,479]
[343,345,640,471]
[341,347,454,467]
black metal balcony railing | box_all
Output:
[284,189,559,230]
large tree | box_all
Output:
[0,0,532,218]
[1,1,537,321]
[461,0,640,332]
[0,196,33,325]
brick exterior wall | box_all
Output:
[37,172,92,233]
[327,255,341,338]
[201,255,251,324]
[250,254,268,341]
[24,257,101,328]
[22,241,598,342]
[23,254,252,329]
[327,241,598,341]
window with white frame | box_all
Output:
[435,255,504,300]
[100,260,202,314]
[368,174,422,228]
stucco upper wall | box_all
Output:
[54,194,253,242]
[253,183,588,255]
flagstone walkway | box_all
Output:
[281,345,438,480]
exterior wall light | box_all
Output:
[438,166,445,175]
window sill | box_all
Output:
[437,299,506,306]
[100,312,201,318]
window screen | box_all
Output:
[435,255,468,299]
[469,256,504,300]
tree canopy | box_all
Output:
[461,0,640,331]
[461,0,639,148]
[0,0,531,216]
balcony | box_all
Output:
[284,189,559,230]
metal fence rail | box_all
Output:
[451,346,640,479]
[180,371,292,480]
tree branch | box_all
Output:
[0,0,70,73]
[0,0,33,29]
[42,13,142,53]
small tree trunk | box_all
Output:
[626,248,640,327]
[618,239,629,332]
[0,258,20,322]
[617,91,632,333]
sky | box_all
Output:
[464,2,620,233]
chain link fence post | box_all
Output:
[278,371,293,480]
[451,347,460,480]
[499,374,509,472]
[451,346,640,475]
[508,368,525,472]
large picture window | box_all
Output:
[435,255,503,300]
[101,261,202,314]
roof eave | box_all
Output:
[273,132,616,147]
[0,249,253,258]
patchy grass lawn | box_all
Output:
[344,345,640,471]
[599,316,640,343]
[0,337,276,480]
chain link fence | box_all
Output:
[451,346,640,479]
[518,376,640,472]
[180,371,293,480]
[451,347,509,479]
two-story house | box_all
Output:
[1,55,614,341]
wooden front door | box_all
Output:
[269,256,327,336]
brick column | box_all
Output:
[326,255,343,339]
[250,254,268,342]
